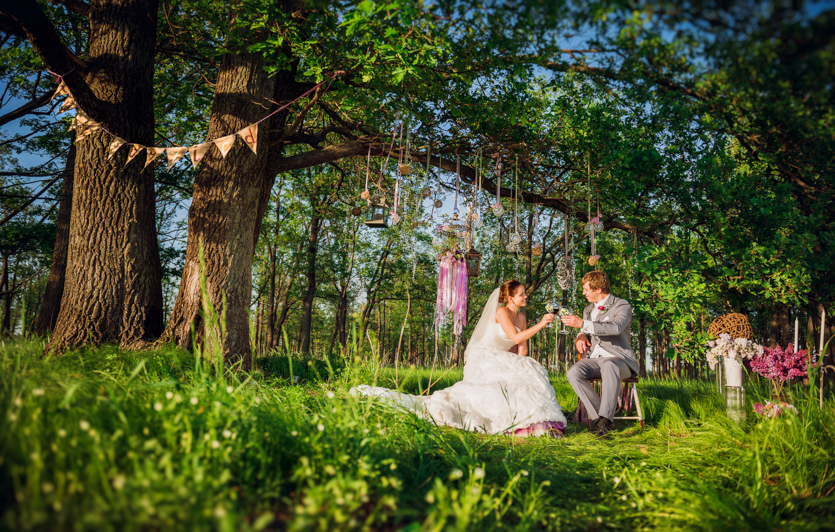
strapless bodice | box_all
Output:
[489,322,519,351]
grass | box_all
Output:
[1,338,834,531]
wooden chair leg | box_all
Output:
[632,384,645,429]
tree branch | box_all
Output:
[0,87,57,127]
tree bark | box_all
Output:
[0,254,9,335]
[35,144,75,334]
[298,212,321,353]
[159,52,277,370]
[15,0,165,351]
[265,244,277,349]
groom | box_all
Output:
[560,270,639,438]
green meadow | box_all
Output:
[1,339,833,531]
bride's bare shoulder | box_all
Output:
[495,306,508,322]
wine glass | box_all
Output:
[558,307,572,335]
[545,300,560,328]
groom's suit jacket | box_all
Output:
[581,295,639,376]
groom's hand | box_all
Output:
[560,315,583,328]
[575,333,591,353]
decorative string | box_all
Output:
[455,149,460,215]
[364,145,371,191]
[495,154,502,205]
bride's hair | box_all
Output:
[498,280,523,304]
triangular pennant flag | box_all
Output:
[58,95,76,114]
[107,137,127,159]
[125,143,145,166]
[236,123,258,154]
[188,142,211,166]
[68,111,90,132]
[166,147,188,170]
[51,81,70,102]
[75,122,99,142]
[213,134,236,158]
[143,147,166,169]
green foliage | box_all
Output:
[2,340,834,530]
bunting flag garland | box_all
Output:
[214,134,236,157]
[188,142,212,166]
[144,147,166,169]
[107,137,127,159]
[167,147,188,170]
[44,68,342,171]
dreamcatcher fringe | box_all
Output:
[435,252,468,336]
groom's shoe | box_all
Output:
[594,417,614,439]
[589,417,600,433]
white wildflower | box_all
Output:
[112,475,126,491]
[214,506,227,518]
[326,391,335,399]
[222,430,232,439]
[613,476,621,485]
[79,420,90,431]
[14,398,22,407]
[473,467,485,479]
[317,424,325,431]
[211,440,220,449]
[57,429,66,438]
[226,386,234,393]
[154,402,163,412]
[190,397,198,405]
[449,469,463,480]
[166,391,174,400]
[291,431,298,437]
[32,388,44,396]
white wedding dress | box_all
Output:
[351,288,566,437]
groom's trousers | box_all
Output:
[567,357,632,421]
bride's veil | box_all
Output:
[464,287,501,361]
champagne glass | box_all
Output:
[545,300,559,328]
[558,307,572,335]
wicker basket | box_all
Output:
[707,313,753,340]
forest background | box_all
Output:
[0,0,833,380]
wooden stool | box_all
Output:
[576,377,644,429]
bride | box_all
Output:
[351,280,567,438]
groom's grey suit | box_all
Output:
[567,294,638,421]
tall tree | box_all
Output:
[0,0,164,350]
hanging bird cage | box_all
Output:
[465,247,482,277]
[364,196,391,228]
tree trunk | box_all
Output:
[7,0,165,351]
[769,310,780,348]
[273,279,294,349]
[35,144,75,334]
[638,316,647,378]
[779,306,791,348]
[265,245,277,349]
[298,213,321,353]
[159,52,277,370]
[0,254,9,335]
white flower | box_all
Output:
[449,469,463,480]
[214,506,227,518]
[211,440,220,449]
[254,396,262,405]
[79,420,90,431]
[520,470,529,476]
[317,424,325,431]
[621,494,627,501]
[32,388,44,396]
[174,394,182,403]
[613,476,621,485]
[190,397,198,405]
[473,467,485,479]
[226,386,233,393]
[291,431,298,437]
[13,398,22,407]
[222,430,232,439]
[88,429,97,437]
[326,391,335,399]
[154,402,163,412]
[112,475,126,491]
[57,429,67,438]
[166,391,174,400]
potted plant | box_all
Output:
[706,333,763,387]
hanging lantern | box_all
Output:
[434,199,443,208]
[361,189,371,200]
[364,197,390,228]
[422,187,432,197]
[588,255,600,266]
[399,164,411,175]
[532,243,543,256]
[351,206,363,217]
[465,247,482,277]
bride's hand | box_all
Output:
[541,314,555,325]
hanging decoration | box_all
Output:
[491,154,504,216]
[557,212,575,291]
[532,243,543,257]
[46,69,342,170]
[435,247,468,336]
[361,145,372,200]
[506,157,522,253]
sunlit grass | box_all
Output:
[1,338,833,530]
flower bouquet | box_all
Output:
[706,333,763,387]
[752,401,799,419]
[746,344,816,399]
